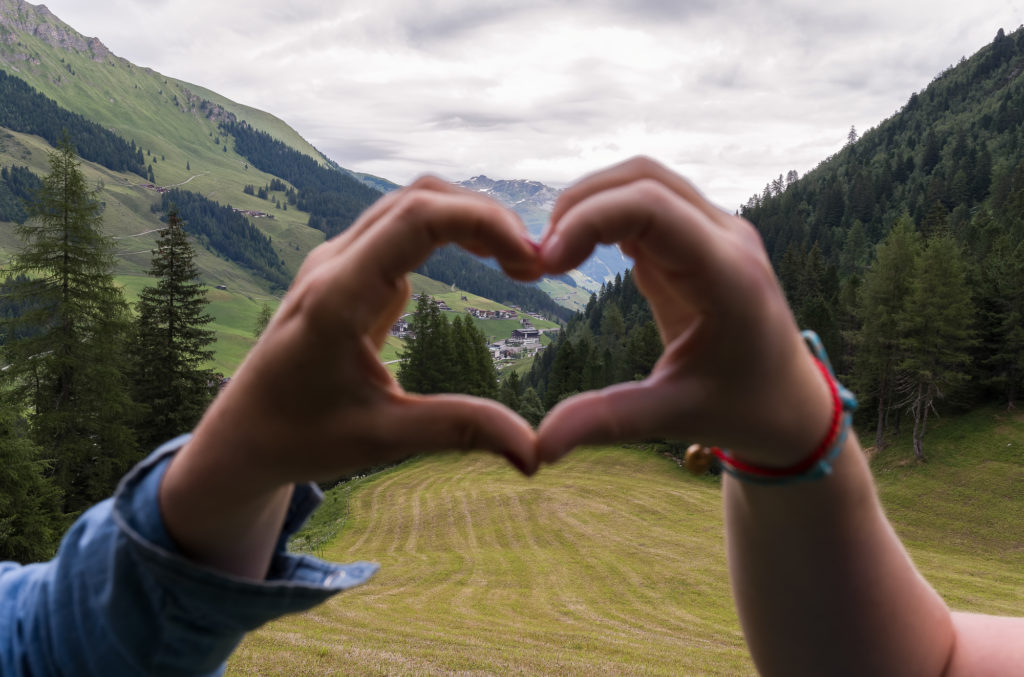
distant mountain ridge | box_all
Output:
[456,175,632,291]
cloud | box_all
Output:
[35,0,1024,209]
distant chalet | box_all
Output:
[510,327,540,341]
[411,294,450,311]
[466,306,517,320]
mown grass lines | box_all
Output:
[229,408,1024,675]
[229,447,752,675]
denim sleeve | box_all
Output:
[0,435,379,677]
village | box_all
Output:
[390,294,557,364]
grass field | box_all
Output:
[227,406,1024,675]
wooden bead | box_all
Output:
[684,443,713,475]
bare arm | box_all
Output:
[535,157,1023,676]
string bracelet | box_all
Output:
[684,331,858,486]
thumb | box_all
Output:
[387,394,539,475]
[536,379,693,463]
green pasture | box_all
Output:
[538,277,594,313]
[228,407,1024,675]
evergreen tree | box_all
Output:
[626,321,663,380]
[897,234,976,460]
[397,297,498,397]
[254,302,273,338]
[451,314,497,398]
[130,207,218,452]
[978,237,1024,407]
[0,393,63,562]
[398,295,454,395]
[518,387,545,427]
[4,137,137,513]
[498,370,522,413]
[853,216,921,450]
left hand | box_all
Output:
[160,177,543,577]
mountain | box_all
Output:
[527,26,1024,434]
[456,175,633,292]
[0,0,572,370]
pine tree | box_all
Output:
[4,136,137,513]
[897,234,976,460]
[130,207,218,452]
[451,314,497,398]
[978,237,1024,407]
[853,216,922,450]
[498,370,522,412]
[518,387,545,427]
[254,301,273,338]
[398,295,454,394]
[0,394,62,562]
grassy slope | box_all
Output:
[228,407,1024,675]
[0,24,330,288]
[538,278,593,313]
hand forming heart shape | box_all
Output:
[205,156,834,483]
[160,156,837,578]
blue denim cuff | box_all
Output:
[108,435,379,672]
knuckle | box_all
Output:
[409,175,448,192]
[629,177,676,207]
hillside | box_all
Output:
[0,0,574,376]
[227,407,1024,675]
[0,0,334,294]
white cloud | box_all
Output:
[37,0,1024,209]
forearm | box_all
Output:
[159,408,295,580]
[723,433,955,676]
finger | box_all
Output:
[296,176,483,285]
[630,253,701,343]
[549,157,733,239]
[317,190,538,321]
[536,377,699,464]
[541,179,735,308]
[369,275,412,348]
[385,394,539,475]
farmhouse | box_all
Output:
[511,327,540,341]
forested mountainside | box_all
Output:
[527,27,1024,458]
[0,69,145,176]
[522,270,661,408]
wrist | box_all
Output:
[732,338,835,468]
[711,331,856,483]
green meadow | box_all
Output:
[226,406,1024,675]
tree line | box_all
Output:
[219,120,381,239]
[520,270,662,409]
[1,139,218,562]
[416,245,573,322]
[738,26,1024,457]
[0,165,41,224]
[155,189,291,290]
[0,70,147,177]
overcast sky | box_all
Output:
[39,0,1024,210]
